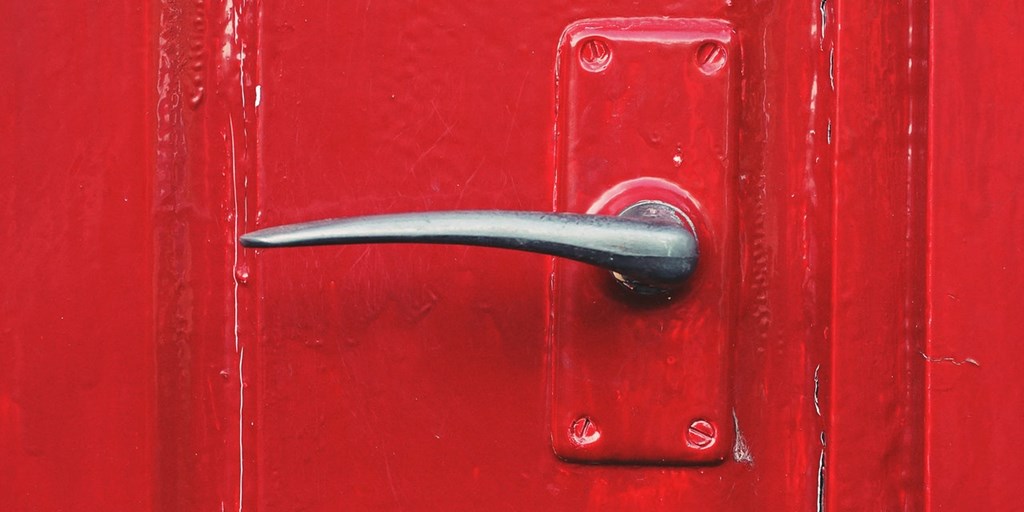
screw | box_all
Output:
[695,41,727,75]
[579,38,612,73]
[686,419,717,449]
[569,416,601,446]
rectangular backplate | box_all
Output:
[551,18,738,465]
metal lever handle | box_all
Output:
[240,201,698,288]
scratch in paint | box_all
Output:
[919,351,980,367]
[818,432,826,512]
[813,364,822,416]
[229,110,244,512]
[224,0,250,508]
[237,346,245,512]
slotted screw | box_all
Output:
[686,419,717,449]
[570,416,601,446]
[695,41,727,74]
[579,38,612,72]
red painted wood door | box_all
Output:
[2,1,1022,511]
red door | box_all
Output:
[3,1,1022,511]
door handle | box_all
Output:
[240,200,698,290]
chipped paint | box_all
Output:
[732,410,754,464]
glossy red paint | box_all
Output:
[0,3,156,510]
[550,18,737,464]
[827,0,930,509]
[4,0,1022,510]
[927,1,1024,510]
[150,0,258,508]
[250,1,832,508]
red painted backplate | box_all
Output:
[551,18,738,464]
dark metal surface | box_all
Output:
[241,209,698,287]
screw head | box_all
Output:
[695,41,727,75]
[569,416,601,446]
[579,38,612,73]
[686,419,717,449]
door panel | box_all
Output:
[0,3,155,510]
[5,0,1021,511]
[252,1,825,510]
[928,1,1024,509]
